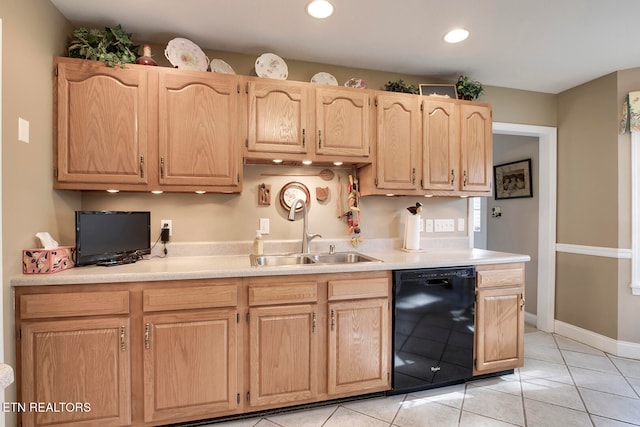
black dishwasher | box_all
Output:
[391,266,476,394]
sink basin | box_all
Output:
[309,252,382,264]
[250,252,382,267]
[250,254,315,267]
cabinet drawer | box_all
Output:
[20,291,129,319]
[143,285,237,312]
[248,282,317,306]
[328,278,389,301]
[477,268,524,289]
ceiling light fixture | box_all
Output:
[306,0,334,19]
[444,28,469,44]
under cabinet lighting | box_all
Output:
[306,0,334,19]
[106,189,120,193]
[333,161,343,166]
[385,194,395,197]
[195,191,206,194]
[272,159,283,164]
[424,195,433,198]
[444,28,469,44]
[302,160,313,165]
[151,190,163,194]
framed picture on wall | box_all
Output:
[494,158,533,200]
[419,84,458,99]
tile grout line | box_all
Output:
[603,352,640,401]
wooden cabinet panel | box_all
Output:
[328,298,390,395]
[143,284,237,312]
[474,263,525,375]
[249,304,317,407]
[422,100,458,191]
[56,60,148,186]
[20,290,129,319]
[327,277,388,300]
[21,317,131,426]
[158,71,240,187]
[246,79,311,154]
[316,88,370,157]
[460,104,492,192]
[143,310,238,422]
[374,93,420,190]
[248,281,317,306]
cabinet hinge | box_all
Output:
[55,66,59,77]
[420,102,424,111]
[246,392,250,403]
[421,179,424,188]
[245,139,248,148]
[237,173,240,183]
[374,177,378,187]
[246,312,250,323]
[120,326,126,352]
[236,313,240,323]
[237,393,240,404]
[53,167,58,178]
[19,328,22,340]
[387,372,390,381]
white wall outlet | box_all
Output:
[259,218,270,234]
[18,117,29,143]
[161,219,173,236]
[419,219,424,232]
[425,219,434,233]
[434,219,455,232]
[457,218,465,231]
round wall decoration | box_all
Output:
[280,181,310,212]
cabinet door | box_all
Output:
[460,104,492,192]
[316,87,370,157]
[422,99,458,191]
[143,309,238,423]
[328,298,390,395]
[56,60,148,185]
[246,80,311,154]
[21,317,131,427]
[475,286,525,374]
[374,93,420,190]
[158,71,240,188]
[249,304,317,407]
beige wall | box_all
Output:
[0,0,77,423]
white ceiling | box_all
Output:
[49,0,640,94]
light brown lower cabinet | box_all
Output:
[15,271,391,426]
[474,263,525,375]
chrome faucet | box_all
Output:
[288,198,321,253]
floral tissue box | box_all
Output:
[22,246,75,274]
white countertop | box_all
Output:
[11,245,530,287]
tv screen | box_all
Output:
[75,211,151,266]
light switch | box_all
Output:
[18,117,29,143]
[425,219,434,233]
[457,218,465,231]
[259,218,270,234]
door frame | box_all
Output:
[492,122,557,333]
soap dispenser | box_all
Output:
[253,230,264,256]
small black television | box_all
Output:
[75,211,151,266]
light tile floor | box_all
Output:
[196,325,640,427]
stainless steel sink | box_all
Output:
[308,252,382,264]
[250,252,382,267]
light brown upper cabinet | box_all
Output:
[54,57,242,193]
[359,96,492,197]
[243,77,371,165]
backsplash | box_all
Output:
[80,165,470,245]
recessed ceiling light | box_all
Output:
[306,0,334,19]
[444,28,469,44]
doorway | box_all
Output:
[479,123,557,333]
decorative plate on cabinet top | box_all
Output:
[311,72,338,86]
[164,38,209,71]
[210,58,236,74]
[255,53,288,80]
[344,78,367,89]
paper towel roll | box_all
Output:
[403,213,421,250]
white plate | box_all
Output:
[164,38,209,71]
[311,72,338,86]
[255,53,288,80]
[344,78,367,89]
[210,58,235,74]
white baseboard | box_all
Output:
[525,311,537,327]
[554,320,640,359]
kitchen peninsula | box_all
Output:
[12,242,529,426]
